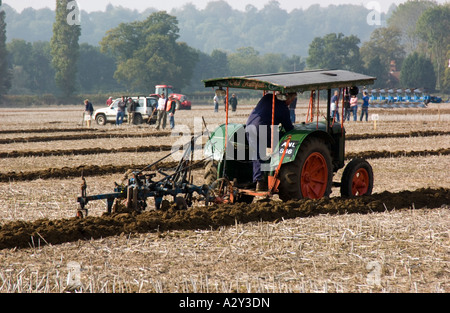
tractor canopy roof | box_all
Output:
[203,69,376,94]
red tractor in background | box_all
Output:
[152,85,192,110]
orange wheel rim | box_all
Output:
[352,168,369,196]
[301,152,328,199]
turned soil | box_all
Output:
[0,187,448,250]
[0,103,448,293]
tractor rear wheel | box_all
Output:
[204,159,218,186]
[340,158,373,197]
[278,137,333,201]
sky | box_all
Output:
[3,0,446,14]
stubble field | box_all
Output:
[0,100,448,293]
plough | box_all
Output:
[76,134,211,218]
[366,88,430,108]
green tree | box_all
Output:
[50,0,81,97]
[360,27,406,87]
[77,43,120,93]
[228,47,263,76]
[190,49,229,91]
[364,56,390,88]
[0,1,11,97]
[30,41,56,94]
[388,0,437,54]
[400,52,436,91]
[172,41,199,91]
[441,46,450,94]
[306,33,362,72]
[7,39,33,94]
[8,39,32,68]
[416,4,450,90]
[210,49,229,78]
[282,55,305,72]
[100,11,198,93]
[190,50,213,91]
[8,40,56,94]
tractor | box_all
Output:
[152,85,192,110]
[76,70,376,217]
[202,69,376,205]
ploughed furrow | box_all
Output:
[0,130,448,145]
[0,148,449,182]
[1,130,449,159]
[0,131,172,144]
[346,130,450,140]
[0,145,173,159]
[346,148,450,160]
[0,188,447,250]
[0,128,97,134]
[0,161,206,182]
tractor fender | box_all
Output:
[204,123,247,161]
[270,129,335,169]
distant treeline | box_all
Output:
[2,2,382,56]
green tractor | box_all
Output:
[203,70,376,205]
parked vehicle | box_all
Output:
[152,85,192,110]
[94,96,158,126]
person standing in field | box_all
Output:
[213,94,219,112]
[116,96,126,126]
[127,98,136,125]
[156,93,167,130]
[230,94,238,112]
[84,99,94,128]
[360,91,370,122]
[350,95,358,122]
[343,91,351,121]
[166,96,177,129]
[330,90,340,122]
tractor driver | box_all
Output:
[246,92,296,192]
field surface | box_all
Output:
[0,100,448,293]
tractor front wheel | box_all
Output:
[340,158,373,197]
[278,138,333,201]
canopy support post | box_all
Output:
[222,87,230,179]
[326,89,332,134]
[271,93,275,154]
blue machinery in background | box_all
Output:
[364,88,443,108]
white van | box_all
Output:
[94,96,159,126]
